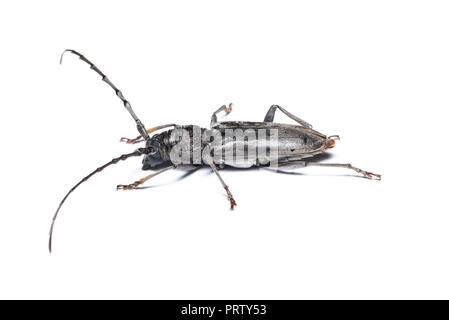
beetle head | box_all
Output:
[142,138,166,169]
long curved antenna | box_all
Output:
[60,49,150,141]
[49,148,147,253]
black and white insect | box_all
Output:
[49,50,381,252]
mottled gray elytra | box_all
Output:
[49,50,380,252]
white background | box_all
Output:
[1,0,448,299]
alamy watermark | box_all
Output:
[168,127,280,167]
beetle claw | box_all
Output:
[223,186,237,210]
[230,200,236,210]
[225,103,233,114]
[116,183,138,190]
[120,137,142,144]
[228,196,237,210]
[361,171,381,180]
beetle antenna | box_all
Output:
[60,49,150,141]
[49,148,149,253]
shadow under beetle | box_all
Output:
[49,50,381,252]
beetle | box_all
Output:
[49,50,381,252]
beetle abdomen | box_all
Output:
[210,122,329,168]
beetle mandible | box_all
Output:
[49,50,381,252]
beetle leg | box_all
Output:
[270,161,381,180]
[263,105,312,128]
[210,103,233,127]
[210,162,237,209]
[305,162,381,179]
[202,143,237,209]
[203,159,237,209]
[120,123,179,144]
[116,165,176,190]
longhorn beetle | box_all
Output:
[49,50,381,252]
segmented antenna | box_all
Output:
[49,149,146,253]
[60,49,150,141]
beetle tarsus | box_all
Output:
[210,103,233,127]
[347,165,382,180]
[359,170,381,180]
[229,196,237,210]
[120,136,142,144]
[117,166,176,191]
[224,186,237,210]
[116,183,139,190]
[120,124,180,144]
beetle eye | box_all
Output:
[149,146,159,155]
[142,145,158,155]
